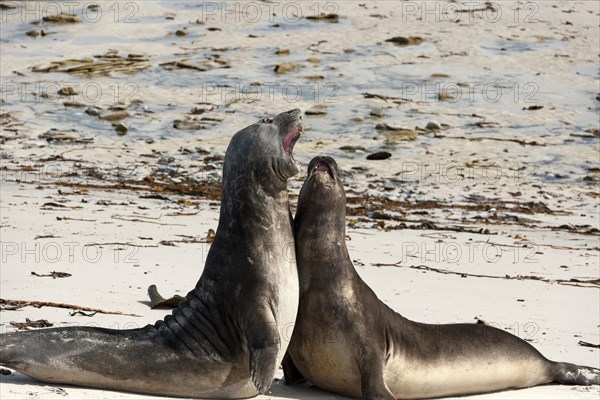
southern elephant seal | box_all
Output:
[283,155,600,399]
[0,109,304,398]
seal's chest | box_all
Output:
[295,337,362,397]
[274,259,299,364]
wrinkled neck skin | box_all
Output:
[208,138,297,279]
[221,164,291,231]
[294,179,350,293]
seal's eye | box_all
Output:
[261,117,273,124]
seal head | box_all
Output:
[224,109,302,193]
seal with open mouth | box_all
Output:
[284,155,600,399]
[0,109,303,398]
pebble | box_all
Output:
[340,145,366,153]
[115,123,128,135]
[174,118,206,130]
[385,36,423,46]
[585,127,599,137]
[425,121,441,130]
[42,13,81,23]
[274,63,299,74]
[158,157,175,165]
[58,87,77,96]
[370,107,385,117]
[381,129,417,141]
[367,151,392,160]
[156,166,177,175]
[305,109,327,116]
[375,123,409,131]
[85,106,102,116]
[306,13,340,22]
[63,101,86,108]
[99,111,129,121]
[275,48,290,55]
[438,92,455,101]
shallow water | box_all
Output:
[0,1,598,190]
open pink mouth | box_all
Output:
[313,161,334,178]
[315,162,330,173]
[283,126,302,156]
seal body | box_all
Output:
[0,109,304,398]
[284,156,600,400]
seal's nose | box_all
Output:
[287,109,302,119]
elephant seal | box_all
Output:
[283,155,600,399]
[0,109,303,398]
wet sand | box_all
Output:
[1,1,599,399]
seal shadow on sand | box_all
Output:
[0,372,590,400]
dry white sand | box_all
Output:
[1,181,598,399]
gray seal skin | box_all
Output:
[284,155,600,400]
[0,109,303,398]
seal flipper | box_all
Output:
[247,308,281,394]
[250,345,279,393]
[551,362,600,385]
[0,325,174,387]
[359,352,396,400]
[282,352,306,385]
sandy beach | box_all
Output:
[1,1,599,399]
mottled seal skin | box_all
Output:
[284,155,600,400]
[0,109,303,398]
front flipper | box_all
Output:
[360,352,396,400]
[247,309,280,394]
[282,352,306,385]
[250,345,279,393]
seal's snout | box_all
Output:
[313,161,334,179]
[308,156,338,180]
[273,109,302,158]
[285,109,302,119]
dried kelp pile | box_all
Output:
[31,50,150,76]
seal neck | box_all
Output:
[219,171,291,233]
[294,204,352,292]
